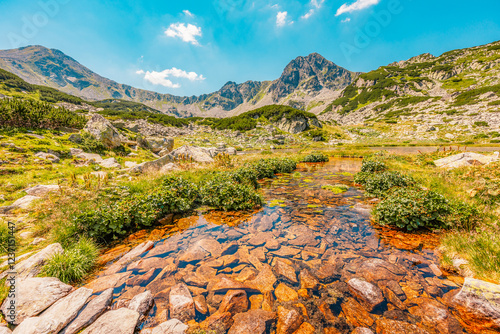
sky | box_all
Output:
[0,0,499,97]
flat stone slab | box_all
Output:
[80,308,140,334]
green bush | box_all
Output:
[302,152,329,163]
[0,222,9,255]
[360,160,387,173]
[0,98,86,130]
[474,121,489,127]
[362,171,415,197]
[78,131,107,154]
[199,174,263,211]
[305,129,328,141]
[374,188,451,231]
[41,238,98,283]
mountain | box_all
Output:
[319,40,500,128]
[0,46,358,118]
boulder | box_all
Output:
[34,152,60,163]
[434,152,499,169]
[218,290,249,315]
[451,277,500,332]
[128,290,153,316]
[11,195,40,210]
[129,154,175,174]
[84,114,122,148]
[1,277,72,325]
[61,288,114,334]
[13,288,93,334]
[228,309,276,334]
[348,278,385,311]
[74,152,104,163]
[24,185,60,197]
[169,283,195,322]
[141,319,188,334]
[277,306,303,334]
[170,145,214,163]
[14,243,63,280]
[80,308,140,334]
[99,157,121,169]
[139,136,174,154]
[274,115,321,134]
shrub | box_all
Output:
[448,200,481,231]
[302,152,329,163]
[41,238,98,283]
[0,98,86,130]
[362,171,415,197]
[374,188,451,231]
[360,160,387,173]
[199,173,263,211]
[78,131,107,154]
[474,121,489,127]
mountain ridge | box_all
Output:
[0,45,358,118]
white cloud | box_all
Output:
[341,18,351,23]
[165,23,202,45]
[336,0,380,16]
[136,68,205,88]
[183,10,194,17]
[276,11,289,27]
[301,0,325,20]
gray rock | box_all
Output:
[61,288,113,334]
[0,325,12,334]
[124,161,138,168]
[139,136,174,154]
[348,278,384,311]
[24,185,60,197]
[452,277,500,332]
[1,277,72,325]
[75,152,104,163]
[226,147,237,155]
[99,157,121,169]
[69,148,84,156]
[127,290,153,316]
[11,195,39,210]
[34,152,60,163]
[68,134,82,144]
[141,319,188,334]
[80,308,140,334]
[84,114,122,148]
[169,283,195,322]
[13,288,93,334]
[170,145,214,163]
[5,243,63,280]
[129,154,175,174]
[434,152,499,169]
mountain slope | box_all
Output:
[320,40,500,127]
[0,46,358,118]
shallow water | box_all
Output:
[93,159,475,333]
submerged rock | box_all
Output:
[228,309,276,334]
[451,278,500,333]
[348,278,384,311]
[169,283,195,322]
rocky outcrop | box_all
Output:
[1,277,72,325]
[13,288,93,334]
[129,154,175,174]
[275,115,321,134]
[61,288,114,334]
[80,308,140,334]
[170,145,214,163]
[451,278,500,333]
[24,185,60,197]
[138,136,174,154]
[34,152,60,163]
[3,243,63,280]
[83,114,122,148]
[434,152,499,169]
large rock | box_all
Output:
[218,290,249,315]
[129,154,175,174]
[99,157,121,169]
[169,283,195,322]
[61,288,114,334]
[1,277,72,325]
[451,277,500,333]
[128,290,153,316]
[434,152,499,169]
[348,278,384,311]
[84,114,122,148]
[13,288,93,334]
[80,308,140,334]
[170,145,214,163]
[11,195,39,210]
[274,115,321,134]
[13,243,63,280]
[24,185,60,197]
[34,152,60,163]
[141,319,188,334]
[0,325,12,334]
[228,309,276,334]
[139,136,174,154]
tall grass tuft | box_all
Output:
[41,238,99,284]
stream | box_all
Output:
[89,158,472,333]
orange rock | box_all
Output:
[201,311,234,333]
[249,294,264,310]
[298,289,310,299]
[275,283,299,303]
[248,264,277,294]
[341,298,374,328]
[277,306,303,334]
[299,269,320,290]
[376,318,429,334]
[228,309,277,334]
[218,290,249,316]
[292,322,315,334]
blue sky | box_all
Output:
[0,0,499,97]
